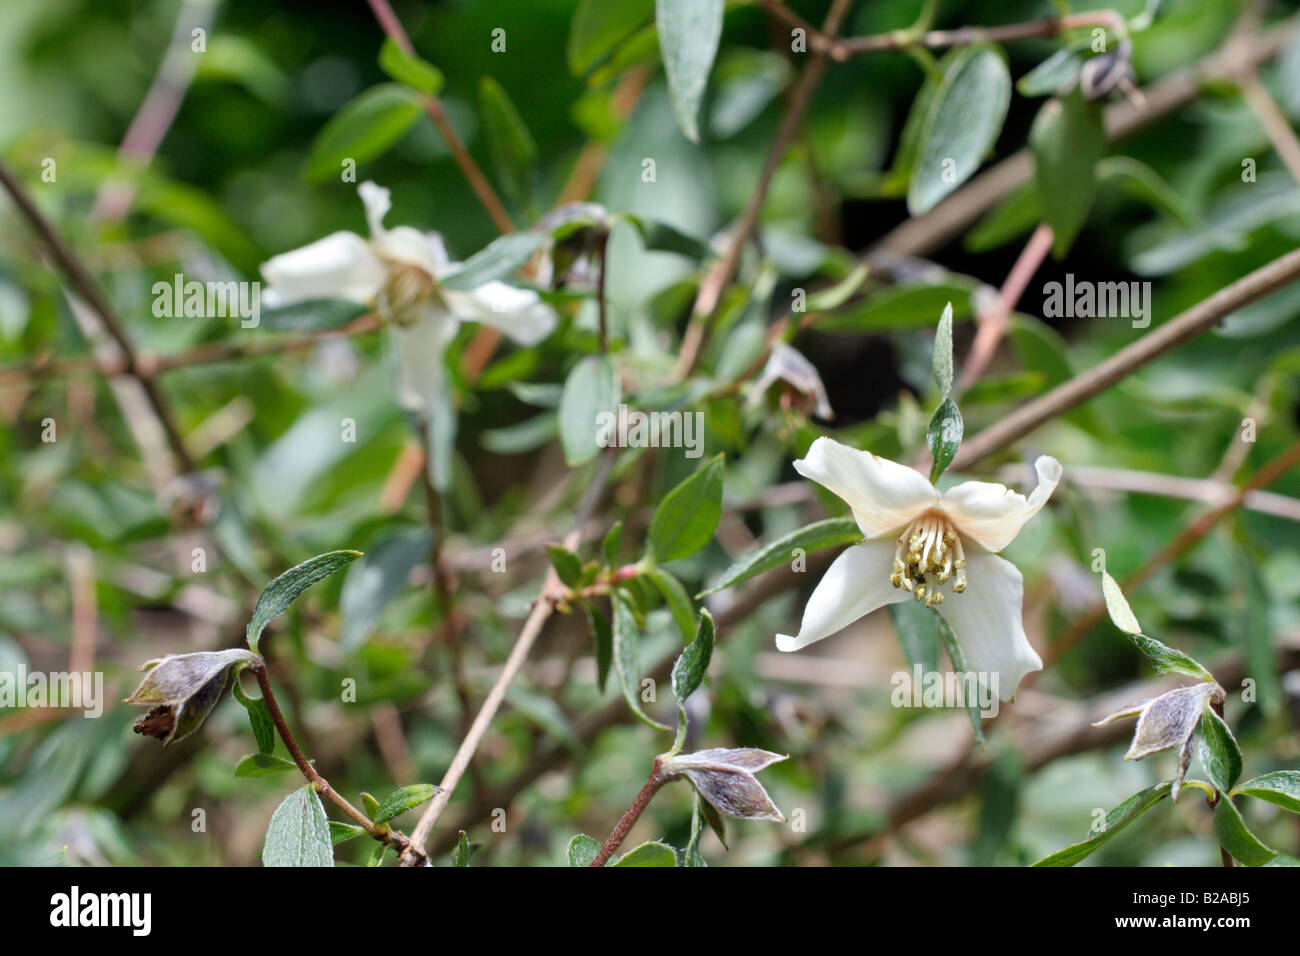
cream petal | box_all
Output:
[389,304,458,413]
[447,281,556,346]
[358,181,391,237]
[938,455,1062,553]
[259,231,385,307]
[775,538,907,652]
[934,552,1041,701]
[793,437,939,539]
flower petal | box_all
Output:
[259,232,385,307]
[446,282,557,346]
[390,304,458,412]
[793,437,938,539]
[775,538,906,652]
[939,455,1062,553]
[358,180,391,237]
[934,552,1042,701]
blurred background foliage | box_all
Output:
[1,0,1299,867]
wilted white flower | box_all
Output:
[777,437,1063,701]
[259,182,556,413]
[748,342,834,420]
[125,649,262,746]
[1093,681,1225,801]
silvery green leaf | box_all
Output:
[438,232,546,291]
[932,301,954,399]
[1232,771,1300,814]
[663,747,788,822]
[262,785,334,867]
[656,0,724,142]
[567,833,602,866]
[613,594,672,731]
[125,649,262,746]
[558,354,617,466]
[247,550,362,651]
[1017,47,1084,97]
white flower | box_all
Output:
[259,181,556,413]
[748,343,833,420]
[777,437,1062,701]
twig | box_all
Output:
[831,10,1124,59]
[674,0,854,379]
[1237,71,1300,187]
[950,246,1300,470]
[0,159,196,475]
[251,663,426,863]
[589,760,672,867]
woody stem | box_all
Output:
[589,760,673,867]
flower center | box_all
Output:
[890,512,967,608]
[378,261,438,327]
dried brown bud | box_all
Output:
[662,747,788,822]
[124,649,263,746]
[1080,40,1134,101]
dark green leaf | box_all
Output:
[603,521,623,568]
[926,397,963,483]
[262,785,334,867]
[247,550,362,652]
[1233,771,1300,814]
[1214,798,1278,866]
[480,76,537,200]
[547,544,584,589]
[1196,709,1242,794]
[647,454,724,562]
[453,830,472,866]
[624,214,715,260]
[1101,573,1214,681]
[1029,90,1105,256]
[937,610,984,745]
[613,594,671,731]
[230,670,276,754]
[887,601,943,675]
[701,516,860,596]
[568,0,654,75]
[585,602,614,693]
[306,84,424,184]
[643,566,696,642]
[671,609,714,703]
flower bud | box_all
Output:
[661,747,788,822]
[1080,40,1134,101]
[125,649,263,746]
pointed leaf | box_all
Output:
[701,516,861,596]
[262,785,334,867]
[656,0,724,142]
[247,551,361,651]
[648,454,724,562]
[1032,782,1171,866]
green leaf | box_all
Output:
[260,298,368,332]
[1100,572,1215,681]
[887,601,943,675]
[453,830,472,867]
[1032,782,1171,866]
[818,279,979,333]
[1029,91,1105,256]
[671,609,715,704]
[546,544,585,589]
[1101,571,1142,634]
[647,454,724,562]
[1017,47,1085,97]
[613,594,671,731]
[339,530,431,652]
[366,843,387,867]
[567,833,602,866]
[1234,771,1300,813]
[306,83,424,184]
[908,45,1011,215]
[585,603,614,693]
[643,566,696,642]
[603,521,623,568]
[623,214,715,260]
[701,516,861,596]
[235,753,297,778]
[230,670,276,754]
[505,685,581,752]
[374,784,438,824]
[1097,157,1203,230]
[479,76,537,201]
[329,821,367,846]
[655,0,724,142]
[612,840,678,866]
[1196,709,1242,794]
[361,792,381,822]
[246,550,362,652]
[936,611,984,745]
[262,785,334,867]
[932,301,955,399]
[568,0,654,75]
[926,397,963,483]
[1214,798,1278,866]
[558,354,618,466]
[378,37,444,95]
[439,232,545,291]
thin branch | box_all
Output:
[831,10,1124,59]
[365,0,515,236]
[0,159,196,474]
[589,760,672,867]
[1237,71,1300,186]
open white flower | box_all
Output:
[748,342,833,420]
[259,181,556,413]
[777,437,1062,701]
